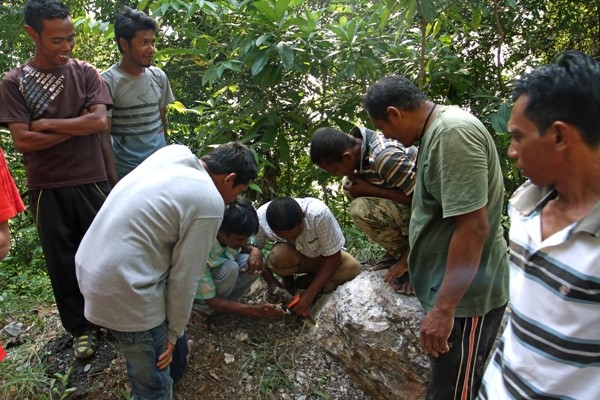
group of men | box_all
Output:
[0,0,598,399]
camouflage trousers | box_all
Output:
[349,196,410,260]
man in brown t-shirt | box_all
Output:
[0,0,113,359]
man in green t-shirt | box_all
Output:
[362,75,508,400]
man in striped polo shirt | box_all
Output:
[310,126,418,294]
[478,51,600,399]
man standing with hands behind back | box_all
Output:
[363,75,508,399]
[0,0,113,360]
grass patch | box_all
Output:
[0,265,56,400]
[0,338,52,399]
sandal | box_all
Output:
[189,309,210,330]
[186,337,194,363]
[73,329,97,360]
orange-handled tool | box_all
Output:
[286,293,301,309]
[286,293,316,324]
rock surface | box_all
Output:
[313,271,430,400]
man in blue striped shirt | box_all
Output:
[478,51,600,399]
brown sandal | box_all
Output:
[189,309,210,330]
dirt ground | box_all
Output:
[35,280,373,400]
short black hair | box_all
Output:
[114,7,158,53]
[512,50,600,146]
[363,75,427,120]
[309,127,357,165]
[220,196,259,236]
[201,142,258,186]
[266,197,303,231]
[24,0,70,33]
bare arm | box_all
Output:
[293,250,342,315]
[160,107,169,144]
[344,177,412,205]
[100,116,117,187]
[240,245,264,274]
[0,220,10,260]
[30,103,108,137]
[419,206,489,357]
[8,122,72,153]
[205,297,284,319]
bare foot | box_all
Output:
[384,258,414,296]
[390,272,414,296]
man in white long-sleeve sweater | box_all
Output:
[76,142,257,399]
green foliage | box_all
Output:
[343,225,385,264]
[0,0,597,338]
[0,0,595,306]
[0,3,596,397]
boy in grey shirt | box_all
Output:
[103,7,175,179]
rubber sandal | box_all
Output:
[189,309,210,330]
[73,330,97,359]
[186,337,194,364]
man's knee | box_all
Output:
[213,260,240,297]
[326,252,361,290]
[267,243,298,276]
[349,198,371,227]
[349,197,392,236]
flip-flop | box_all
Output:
[186,337,195,364]
[189,309,210,330]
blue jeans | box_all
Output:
[194,253,259,315]
[110,322,189,400]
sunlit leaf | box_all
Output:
[276,41,294,69]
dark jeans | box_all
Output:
[426,303,507,400]
[111,322,190,400]
[29,182,109,334]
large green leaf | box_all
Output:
[275,0,291,22]
[251,48,272,76]
[276,41,295,69]
[253,0,278,22]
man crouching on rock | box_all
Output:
[75,142,257,399]
[254,197,362,317]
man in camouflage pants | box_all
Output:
[310,126,417,293]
